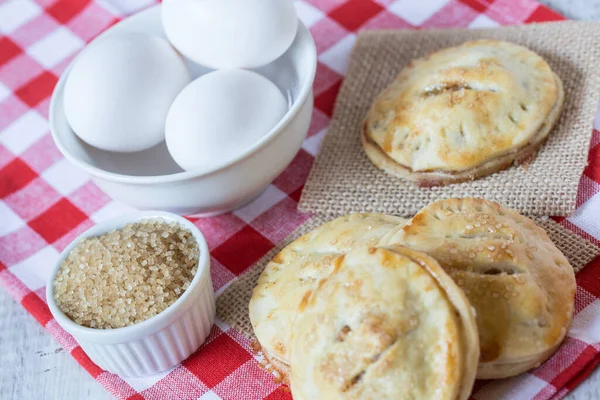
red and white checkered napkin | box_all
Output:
[0,0,599,398]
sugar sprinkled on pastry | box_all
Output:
[379,198,575,378]
[363,40,564,186]
[249,213,406,381]
[289,245,479,400]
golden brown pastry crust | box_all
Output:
[249,213,406,381]
[363,40,565,186]
[380,198,576,379]
[289,246,479,400]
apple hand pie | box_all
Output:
[249,213,406,382]
[290,245,479,400]
[379,198,575,379]
[363,40,564,186]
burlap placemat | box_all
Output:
[216,215,600,339]
[299,21,600,217]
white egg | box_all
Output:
[165,69,287,172]
[162,0,298,69]
[63,33,191,153]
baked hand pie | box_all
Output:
[363,40,564,186]
[379,198,575,379]
[289,245,479,400]
[249,213,406,381]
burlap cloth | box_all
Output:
[216,215,600,339]
[299,21,600,217]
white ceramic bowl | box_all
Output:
[49,5,316,216]
[46,211,215,377]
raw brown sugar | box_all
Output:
[53,219,199,329]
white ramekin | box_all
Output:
[46,211,215,377]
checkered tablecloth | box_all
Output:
[1,0,599,399]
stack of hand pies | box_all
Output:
[251,39,573,399]
[362,40,564,186]
[249,198,576,399]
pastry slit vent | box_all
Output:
[483,267,516,275]
[342,371,365,392]
[422,82,497,97]
[336,325,351,342]
[414,139,422,152]
[508,114,519,124]
[340,337,399,392]
[520,103,528,111]
[466,261,525,276]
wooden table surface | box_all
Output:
[2,1,600,399]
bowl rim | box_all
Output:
[49,5,317,185]
[46,211,212,342]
